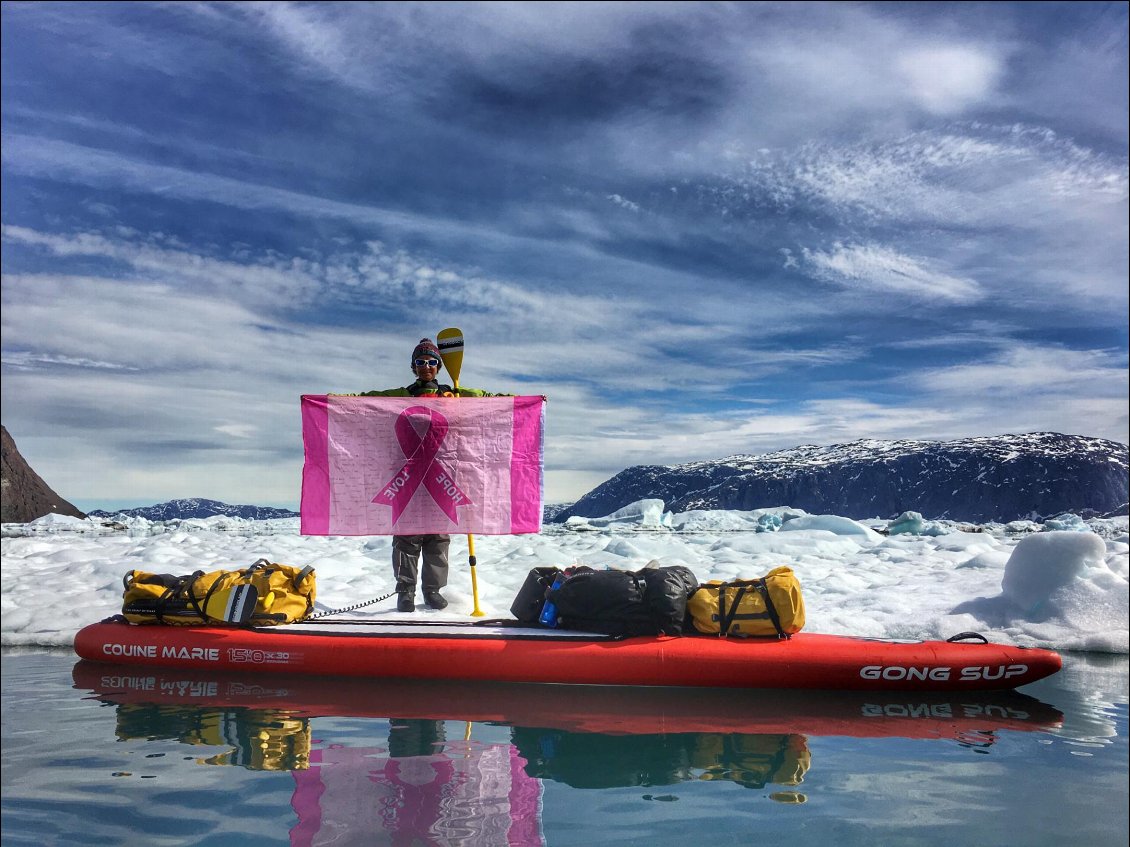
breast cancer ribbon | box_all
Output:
[374,405,473,524]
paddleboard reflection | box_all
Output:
[73,661,1065,842]
[72,660,1064,744]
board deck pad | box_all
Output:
[271,620,618,639]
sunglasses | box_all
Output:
[413,357,441,368]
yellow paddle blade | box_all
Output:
[437,327,464,385]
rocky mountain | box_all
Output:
[87,499,571,524]
[543,502,576,522]
[1,425,85,523]
[87,498,298,521]
[554,432,1129,524]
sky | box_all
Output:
[1,2,1127,513]
[2,502,1127,655]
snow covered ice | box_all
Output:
[2,501,1126,655]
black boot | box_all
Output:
[423,590,448,610]
[397,591,415,613]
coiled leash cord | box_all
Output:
[304,589,397,621]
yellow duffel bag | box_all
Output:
[687,566,805,638]
[122,559,316,626]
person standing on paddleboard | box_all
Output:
[358,338,511,613]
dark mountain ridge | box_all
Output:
[87,498,298,521]
[554,432,1129,524]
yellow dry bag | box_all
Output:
[121,559,316,626]
[687,566,805,637]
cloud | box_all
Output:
[0,272,274,373]
[545,351,1130,481]
[245,2,356,81]
[222,3,1022,172]
[606,194,640,213]
[244,1,702,88]
[0,225,659,409]
[721,125,1127,228]
[0,224,579,324]
[918,343,1129,398]
[0,135,465,242]
[895,45,1004,115]
[1,225,322,314]
[0,352,139,372]
[214,424,258,439]
[800,242,982,302]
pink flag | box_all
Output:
[300,395,544,536]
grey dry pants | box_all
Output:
[392,534,450,594]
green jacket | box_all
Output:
[355,379,510,398]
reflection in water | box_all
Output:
[72,662,1066,739]
[1041,653,1128,748]
[76,661,1069,843]
[107,702,546,844]
[114,703,310,771]
[291,733,544,847]
[512,726,810,791]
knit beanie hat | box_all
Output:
[411,338,442,371]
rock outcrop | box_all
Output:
[1,425,85,523]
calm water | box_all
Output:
[2,648,1126,847]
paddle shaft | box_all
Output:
[437,328,485,617]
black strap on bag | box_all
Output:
[753,578,788,640]
[716,585,748,637]
[194,571,227,623]
[714,579,789,639]
[158,572,202,624]
[138,568,251,626]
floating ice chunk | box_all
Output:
[1001,530,1109,611]
[565,499,671,530]
[757,513,782,533]
[887,510,950,536]
[1042,513,1090,532]
[666,506,804,532]
[778,514,881,540]
[27,513,90,529]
